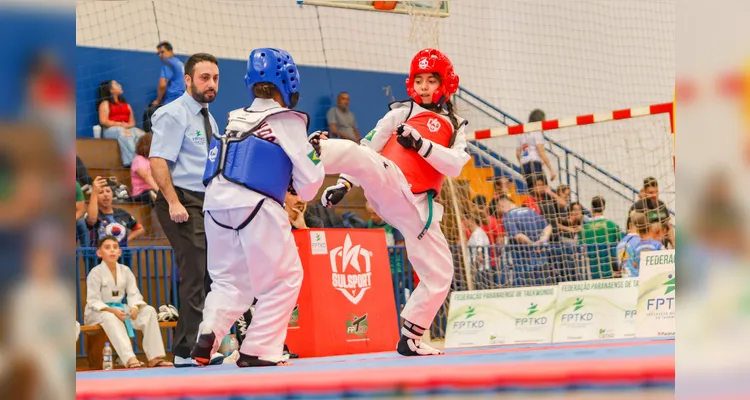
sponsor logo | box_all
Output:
[208,145,218,162]
[418,57,429,69]
[330,235,373,304]
[464,306,476,319]
[191,130,207,146]
[527,303,538,316]
[573,298,584,312]
[310,231,328,255]
[598,328,615,339]
[663,274,675,295]
[346,313,369,340]
[427,118,441,132]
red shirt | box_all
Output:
[108,101,131,123]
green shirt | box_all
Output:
[580,216,623,279]
[76,181,85,202]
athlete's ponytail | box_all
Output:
[445,99,459,131]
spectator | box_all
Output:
[464,213,490,271]
[496,195,552,286]
[489,175,522,206]
[306,201,345,228]
[633,216,666,270]
[152,41,186,106]
[97,80,146,167]
[76,181,88,246]
[523,175,561,242]
[84,236,173,368]
[85,176,145,265]
[129,133,159,204]
[516,109,557,187]
[467,195,503,244]
[285,191,324,229]
[559,201,584,244]
[76,155,93,193]
[365,202,405,275]
[326,92,360,143]
[580,196,623,279]
[25,49,74,152]
[628,177,673,248]
[617,212,644,278]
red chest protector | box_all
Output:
[381,111,454,195]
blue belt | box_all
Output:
[106,302,135,338]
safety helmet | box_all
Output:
[244,48,300,108]
[405,48,459,107]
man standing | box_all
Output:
[628,177,673,248]
[580,196,623,279]
[326,92,360,143]
[152,41,186,106]
[149,53,220,367]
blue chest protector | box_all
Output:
[203,120,292,205]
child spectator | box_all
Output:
[617,212,644,277]
[464,213,490,271]
[84,236,172,368]
[97,80,146,166]
[633,216,666,271]
[85,176,145,265]
[129,133,159,204]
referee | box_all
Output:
[149,53,220,367]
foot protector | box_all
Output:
[190,331,216,366]
[236,353,289,368]
[396,335,444,356]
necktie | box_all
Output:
[200,107,213,150]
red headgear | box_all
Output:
[405,48,459,107]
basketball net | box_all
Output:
[405,0,445,50]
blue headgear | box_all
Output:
[244,48,300,107]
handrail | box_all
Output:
[455,87,675,217]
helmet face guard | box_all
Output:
[405,48,459,107]
[245,48,300,107]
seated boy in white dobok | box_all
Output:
[84,235,172,368]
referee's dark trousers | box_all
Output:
[155,187,209,359]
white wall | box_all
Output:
[76,0,675,213]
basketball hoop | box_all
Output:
[373,1,398,11]
[404,0,445,50]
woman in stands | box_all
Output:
[128,133,159,204]
[84,235,172,368]
[97,80,146,167]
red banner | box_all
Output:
[285,229,400,358]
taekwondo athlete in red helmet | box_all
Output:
[313,48,470,356]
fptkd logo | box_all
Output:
[330,234,373,304]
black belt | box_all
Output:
[206,199,265,232]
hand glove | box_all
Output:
[396,124,432,157]
[308,130,326,155]
[320,178,351,208]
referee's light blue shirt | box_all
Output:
[149,91,219,193]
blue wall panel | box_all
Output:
[76,46,409,138]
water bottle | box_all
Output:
[102,342,113,370]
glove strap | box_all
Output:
[338,177,353,190]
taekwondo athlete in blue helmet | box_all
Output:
[191,48,325,367]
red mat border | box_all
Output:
[76,355,674,399]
